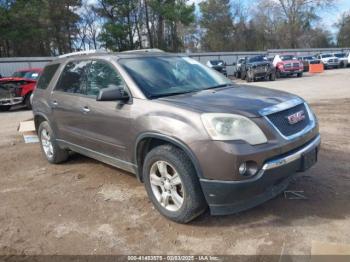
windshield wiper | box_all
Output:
[150,90,198,99]
[203,83,232,90]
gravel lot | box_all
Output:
[0,68,350,257]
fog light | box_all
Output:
[238,161,258,177]
[239,162,247,175]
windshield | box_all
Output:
[334,53,345,58]
[12,71,40,80]
[12,71,26,78]
[210,60,224,66]
[280,55,296,61]
[119,56,232,98]
[303,56,315,60]
[248,56,267,63]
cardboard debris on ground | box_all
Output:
[284,190,307,200]
[311,241,350,262]
[18,120,39,143]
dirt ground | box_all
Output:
[0,69,350,257]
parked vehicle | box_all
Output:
[240,55,276,82]
[206,59,227,76]
[234,58,245,78]
[332,53,348,68]
[12,68,42,80]
[298,56,321,72]
[33,50,320,223]
[273,54,304,78]
[316,54,340,69]
[0,68,42,111]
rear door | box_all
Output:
[50,60,91,144]
[74,59,132,161]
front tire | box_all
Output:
[143,144,207,223]
[276,70,281,78]
[0,105,11,111]
[246,70,254,82]
[38,121,69,164]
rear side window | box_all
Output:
[36,64,60,90]
[55,60,90,94]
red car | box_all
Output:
[0,68,42,111]
[272,54,304,78]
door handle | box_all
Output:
[82,106,90,113]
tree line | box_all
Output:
[0,0,349,57]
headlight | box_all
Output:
[201,113,267,145]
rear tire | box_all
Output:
[24,93,32,110]
[240,71,245,80]
[143,144,207,223]
[0,105,11,111]
[38,121,69,164]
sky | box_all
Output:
[188,0,350,34]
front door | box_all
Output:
[76,59,132,162]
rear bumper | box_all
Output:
[0,97,23,106]
[200,135,321,215]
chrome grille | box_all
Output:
[266,103,310,137]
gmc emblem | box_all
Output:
[287,110,305,124]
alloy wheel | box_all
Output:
[149,160,184,212]
[41,128,54,159]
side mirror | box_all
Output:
[96,85,129,102]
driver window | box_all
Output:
[87,60,124,97]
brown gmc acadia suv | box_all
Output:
[32,50,320,223]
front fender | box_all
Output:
[134,132,204,182]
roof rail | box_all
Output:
[122,48,165,54]
[58,50,107,58]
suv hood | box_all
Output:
[159,85,299,118]
[0,77,36,83]
[250,61,271,66]
[322,56,338,61]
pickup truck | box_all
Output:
[273,55,304,78]
[240,55,276,82]
[298,56,321,72]
[316,54,340,69]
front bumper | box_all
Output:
[324,63,339,67]
[0,97,23,106]
[200,134,321,215]
[280,68,303,75]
